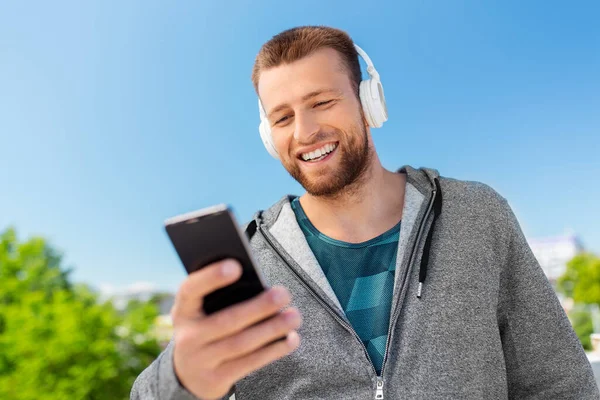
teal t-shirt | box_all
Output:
[290,197,400,374]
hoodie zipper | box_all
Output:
[257,183,437,399]
[375,376,384,399]
[379,185,437,379]
[257,227,381,391]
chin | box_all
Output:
[302,181,340,197]
[297,170,349,197]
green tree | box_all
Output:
[567,308,594,351]
[557,253,600,306]
[0,227,161,399]
[556,253,600,351]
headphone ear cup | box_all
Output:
[259,119,280,159]
[370,80,388,127]
[258,98,279,159]
[359,79,375,127]
[359,78,388,128]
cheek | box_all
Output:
[272,130,294,158]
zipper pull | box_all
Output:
[375,377,384,399]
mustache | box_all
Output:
[292,130,339,149]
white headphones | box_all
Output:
[258,44,388,159]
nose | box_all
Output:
[293,110,320,143]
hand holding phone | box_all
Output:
[165,206,302,399]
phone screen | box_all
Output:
[165,205,266,314]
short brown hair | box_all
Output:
[251,26,362,97]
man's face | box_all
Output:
[257,47,372,197]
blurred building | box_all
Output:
[528,234,585,286]
[100,282,175,313]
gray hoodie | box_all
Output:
[131,166,600,399]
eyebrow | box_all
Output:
[266,88,343,119]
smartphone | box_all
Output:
[164,204,268,315]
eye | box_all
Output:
[314,100,333,108]
[274,115,292,125]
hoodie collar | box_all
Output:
[254,166,439,230]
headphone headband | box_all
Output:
[354,44,378,78]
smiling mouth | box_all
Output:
[298,142,339,163]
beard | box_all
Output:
[282,120,372,198]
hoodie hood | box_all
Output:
[246,166,442,314]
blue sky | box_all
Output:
[1,1,598,294]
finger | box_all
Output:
[201,308,302,367]
[195,285,292,345]
[171,259,242,323]
[217,331,301,383]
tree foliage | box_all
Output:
[0,227,161,399]
[556,252,600,352]
[556,253,600,306]
[567,308,594,351]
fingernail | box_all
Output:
[222,260,239,276]
[287,331,300,347]
[284,309,300,324]
[270,287,286,303]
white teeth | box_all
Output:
[301,143,337,161]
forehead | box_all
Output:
[257,47,352,110]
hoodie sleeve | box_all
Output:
[497,198,600,399]
[130,340,235,400]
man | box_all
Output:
[131,26,599,399]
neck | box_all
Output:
[299,153,406,243]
